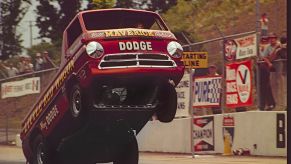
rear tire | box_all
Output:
[114,135,139,164]
[32,135,51,164]
[156,84,177,123]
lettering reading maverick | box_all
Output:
[105,29,155,37]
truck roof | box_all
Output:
[65,8,169,32]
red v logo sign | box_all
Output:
[238,70,248,84]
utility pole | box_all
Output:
[29,20,33,47]
[255,0,261,110]
[214,24,226,114]
[25,20,36,48]
[0,1,3,57]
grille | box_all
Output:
[99,53,176,69]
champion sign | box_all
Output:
[193,116,215,152]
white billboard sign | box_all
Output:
[1,77,40,99]
[175,71,190,117]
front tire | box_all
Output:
[156,84,177,123]
[69,85,83,118]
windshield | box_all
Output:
[82,10,168,31]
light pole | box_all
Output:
[26,20,36,47]
[0,1,3,57]
[255,0,261,110]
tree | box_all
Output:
[87,0,115,9]
[115,0,135,8]
[35,0,81,46]
[115,0,147,9]
[147,0,177,13]
[0,0,31,60]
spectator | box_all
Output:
[19,56,34,74]
[261,33,281,70]
[35,52,44,71]
[5,62,19,77]
[269,36,287,110]
[18,56,27,74]
[260,13,269,38]
[270,36,287,61]
[258,32,278,111]
[26,56,34,73]
[0,60,9,78]
[42,51,55,69]
[207,65,219,76]
[259,37,269,55]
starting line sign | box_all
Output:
[182,52,208,69]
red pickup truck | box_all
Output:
[21,9,184,164]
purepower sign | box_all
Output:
[193,76,222,107]
[1,77,40,99]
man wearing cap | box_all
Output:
[207,65,219,76]
[258,32,279,111]
[42,51,56,69]
[35,52,43,71]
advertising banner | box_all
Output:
[193,76,222,107]
[1,77,40,99]
[182,52,208,69]
[175,71,190,117]
[193,116,215,152]
[224,34,257,61]
[222,115,235,155]
[225,60,252,108]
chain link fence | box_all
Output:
[0,68,58,144]
[182,31,287,116]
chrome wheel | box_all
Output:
[36,143,45,164]
[72,89,81,117]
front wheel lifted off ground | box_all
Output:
[156,84,177,123]
[69,85,83,118]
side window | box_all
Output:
[67,18,82,47]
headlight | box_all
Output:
[86,41,104,58]
[167,41,183,58]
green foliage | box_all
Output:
[35,0,81,46]
[0,0,31,60]
[115,0,136,8]
[26,42,61,66]
[146,0,177,13]
[87,0,115,9]
[162,0,276,42]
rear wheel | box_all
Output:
[156,84,177,123]
[114,135,139,164]
[32,135,51,164]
